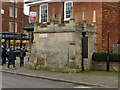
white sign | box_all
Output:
[29,12,37,23]
[39,34,48,38]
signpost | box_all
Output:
[107,31,110,71]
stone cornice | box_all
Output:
[34,29,75,33]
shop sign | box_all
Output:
[29,12,37,23]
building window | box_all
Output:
[64,1,73,21]
[9,7,17,18]
[9,22,17,32]
[39,4,48,23]
[1,9,4,15]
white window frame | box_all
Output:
[39,4,48,24]
[15,23,17,32]
[64,1,73,21]
[9,7,17,18]
[9,22,17,32]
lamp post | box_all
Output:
[13,0,16,51]
[107,31,110,71]
[20,32,22,48]
[13,0,15,51]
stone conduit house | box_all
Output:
[26,0,119,69]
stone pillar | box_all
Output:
[69,7,75,30]
[50,8,56,30]
[86,10,97,69]
[75,27,82,69]
[87,25,97,70]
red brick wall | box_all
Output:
[2,3,9,32]
[2,2,24,33]
[48,2,63,22]
[102,2,119,52]
[73,2,103,52]
[30,2,63,23]
[119,2,120,43]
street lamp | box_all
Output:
[20,32,22,48]
[107,31,110,71]
[13,0,16,51]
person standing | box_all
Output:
[7,48,16,69]
[2,46,5,65]
[19,48,26,67]
[2,46,7,65]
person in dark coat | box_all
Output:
[19,48,26,67]
[7,48,16,69]
[2,46,7,65]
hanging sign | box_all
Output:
[29,12,37,23]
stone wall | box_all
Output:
[29,5,97,68]
[32,31,75,68]
[112,44,120,53]
[30,21,97,68]
[92,61,120,71]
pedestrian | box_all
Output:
[2,46,7,65]
[19,48,26,67]
[7,47,16,69]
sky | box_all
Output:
[24,0,30,15]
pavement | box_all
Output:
[1,56,119,88]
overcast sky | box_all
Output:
[24,0,30,15]
[24,4,30,15]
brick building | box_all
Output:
[26,0,119,68]
[0,1,28,48]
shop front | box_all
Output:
[1,32,29,49]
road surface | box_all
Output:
[2,72,91,88]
